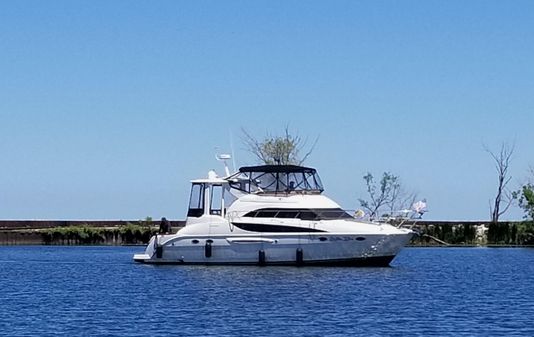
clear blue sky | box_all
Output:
[1,1,533,221]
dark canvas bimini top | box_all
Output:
[238,165,317,174]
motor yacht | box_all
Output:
[133,162,414,266]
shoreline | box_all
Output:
[1,231,532,248]
[1,219,532,247]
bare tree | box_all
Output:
[389,190,418,215]
[485,142,515,223]
[241,127,318,165]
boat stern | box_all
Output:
[133,235,157,263]
[133,253,152,262]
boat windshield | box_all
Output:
[227,165,324,194]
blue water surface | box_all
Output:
[0,246,533,336]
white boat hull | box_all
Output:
[133,231,414,266]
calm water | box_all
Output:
[0,246,533,336]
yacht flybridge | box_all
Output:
[133,162,414,266]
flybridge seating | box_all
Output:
[227,165,324,194]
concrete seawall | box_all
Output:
[0,219,531,246]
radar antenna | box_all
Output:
[216,153,232,177]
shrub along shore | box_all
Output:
[0,219,184,245]
[0,219,533,246]
[408,220,534,246]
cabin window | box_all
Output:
[255,210,278,218]
[277,210,299,218]
[243,208,352,220]
[210,185,223,215]
[299,210,318,220]
[187,183,204,217]
[318,209,353,220]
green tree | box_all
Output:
[516,221,534,245]
[358,172,401,219]
[518,184,534,220]
[241,127,318,165]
